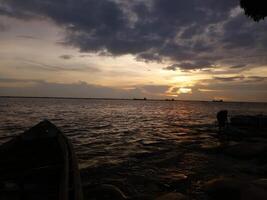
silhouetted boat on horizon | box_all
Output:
[212,99,224,102]
[0,120,83,200]
[133,97,147,101]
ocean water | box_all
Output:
[1,97,267,199]
[1,98,266,167]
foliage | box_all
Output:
[240,0,267,21]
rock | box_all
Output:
[204,178,267,200]
[204,177,245,200]
[84,184,127,200]
[159,172,188,187]
[251,179,267,189]
[231,115,267,129]
[241,184,267,200]
[242,180,267,200]
[150,152,183,167]
[224,143,267,159]
[199,143,223,154]
[155,192,187,200]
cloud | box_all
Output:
[246,76,267,82]
[230,64,247,69]
[0,21,7,31]
[162,75,267,102]
[164,64,180,71]
[213,75,245,82]
[59,54,74,60]
[19,59,100,72]
[0,77,39,83]
[213,75,267,82]
[16,35,40,40]
[192,76,267,101]
[141,85,169,95]
[164,60,213,71]
[0,78,170,99]
[1,77,266,102]
[1,0,267,71]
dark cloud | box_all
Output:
[136,52,162,63]
[0,79,122,98]
[213,75,267,82]
[243,76,267,83]
[0,0,267,70]
[0,77,40,83]
[0,22,7,31]
[221,15,257,49]
[19,59,100,72]
[164,60,212,71]
[164,64,180,71]
[230,64,247,69]
[0,78,170,99]
[16,35,40,40]
[213,75,245,82]
[59,54,74,60]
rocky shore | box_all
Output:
[80,116,267,200]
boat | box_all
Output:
[212,99,223,102]
[0,120,83,200]
[133,97,147,101]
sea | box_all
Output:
[0,97,267,199]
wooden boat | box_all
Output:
[0,120,83,200]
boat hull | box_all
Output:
[0,120,83,200]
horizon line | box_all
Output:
[0,95,266,104]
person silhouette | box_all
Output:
[217,110,228,133]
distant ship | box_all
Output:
[212,99,224,102]
[165,98,175,101]
[133,97,147,100]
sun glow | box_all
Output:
[178,87,192,94]
[172,76,192,84]
[166,86,192,97]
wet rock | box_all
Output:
[251,179,267,189]
[223,143,267,159]
[155,192,187,200]
[204,177,245,200]
[83,184,127,200]
[231,115,267,129]
[242,179,267,200]
[199,143,223,154]
[149,152,183,167]
[204,178,267,200]
[144,182,160,194]
[159,172,189,191]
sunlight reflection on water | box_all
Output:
[0,98,266,169]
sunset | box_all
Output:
[0,1,267,200]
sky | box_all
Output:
[0,0,267,102]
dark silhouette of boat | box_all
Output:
[165,98,175,101]
[212,99,223,102]
[133,97,147,100]
[0,120,83,200]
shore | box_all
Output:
[80,125,267,200]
